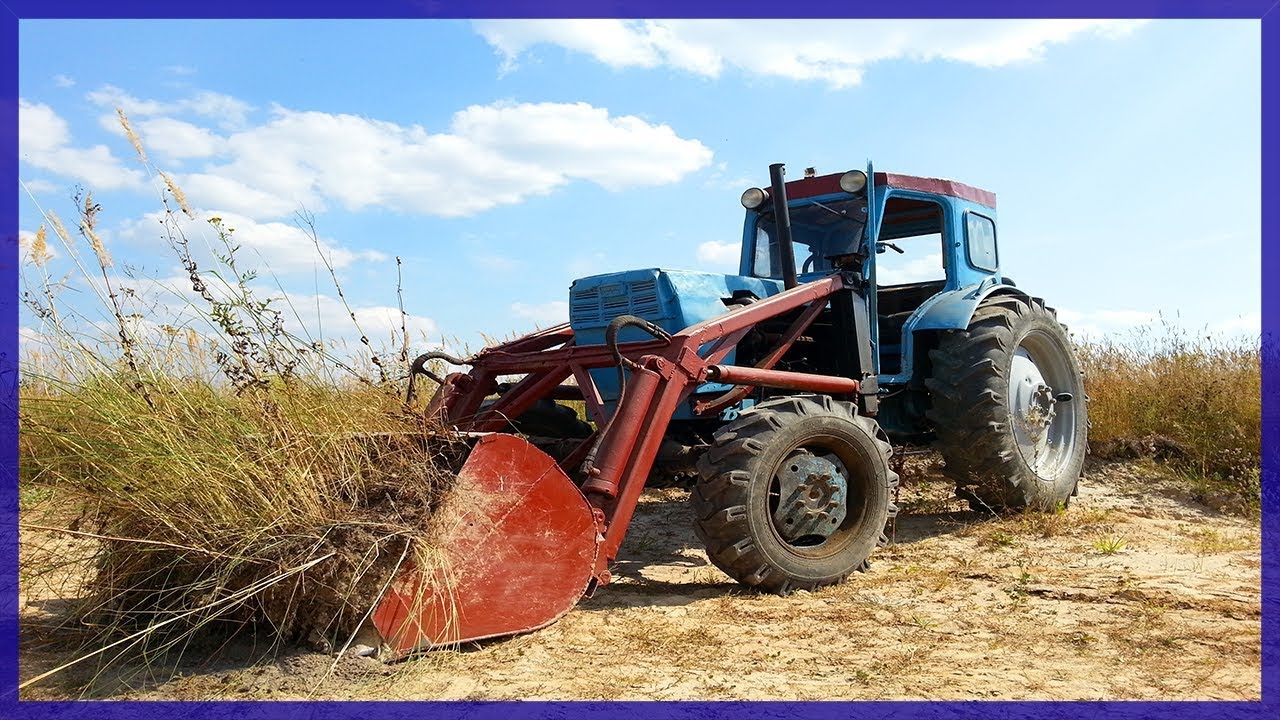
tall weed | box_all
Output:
[18,110,450,688]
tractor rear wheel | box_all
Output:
[926,295,1088,512]
[692,395,898,594]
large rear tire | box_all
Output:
[692,395,898,594]
[925,295,1088,512]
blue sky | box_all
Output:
[16,19,1261,358]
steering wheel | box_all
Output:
[802,255,817,274]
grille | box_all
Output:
[570,278,664,324]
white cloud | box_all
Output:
[876,252,944,286]
[177,101,710,219]
[1056,308,1157,340]
[489,19,668,72]
[18,326,50,356]
[703,161,753,190]
[567,251,610,280]
[20,178,59,195]
[19,99,70,149]
[87,84,253,129]
[1211,312,1260,339]
[478,20,690,74]
[53,74,75,88]
[696,239,740,267]
[121,274,437,355]
[117,208,386,274]
[475,19,1145,88]
[97,112,225,161]
[87,86,168,116]
[183,91,254,128]
[18,99,144,190]
[471,253,521,273]
[450,101,711,191]
[1057,308,1261,343]
[48,86,710,220]
[176,174,301,218]
[511,300,569,327]
[165,65,197,76]
[287,293,438,349]
[134,117,225,161]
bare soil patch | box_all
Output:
[19,458,1260,700]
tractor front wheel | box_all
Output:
[926,295,1088,512]
[692,395,898,594]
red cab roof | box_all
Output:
[783,170,996,209]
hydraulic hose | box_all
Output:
[581,315,672,477]
[406,350,469,403]
[603,314,672,396]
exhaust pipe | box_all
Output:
[768,163,798,290]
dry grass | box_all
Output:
[20,375,456,639]
[1075,322,1261,509]
[18,110,457,692]
[1176,527,1258,556]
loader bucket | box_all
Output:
[369,433,599,657]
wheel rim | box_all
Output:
[766,440,869,556]
[1007,330,1080,480]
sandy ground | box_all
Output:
[19,457,1261,700]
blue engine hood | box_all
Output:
[569,268,785,419]
[570,268,784,338]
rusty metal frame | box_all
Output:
[425,274,858,585]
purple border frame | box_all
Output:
[2,1,1275,717]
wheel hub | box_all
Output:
[1010,351,1058,441]
[772,451,847,543]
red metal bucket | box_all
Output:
[370,433,599,656]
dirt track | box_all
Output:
[19,458,1261,700]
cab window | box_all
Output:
[875,197,946,287]
[751,197,868,279]
[966,212,998,271]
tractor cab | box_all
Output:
[739,165,1004,386]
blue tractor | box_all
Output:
[416,162,1088,608]
[566,163,1087,516]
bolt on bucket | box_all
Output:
[369,433,599,657]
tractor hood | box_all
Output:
[569,268,785,417]
[569,268,784,342]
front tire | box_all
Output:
[926,295,1088,512]
[692,395,898,594]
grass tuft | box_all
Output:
[1091,536,1128,555]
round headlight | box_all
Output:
[839,170,868,194]
[741,187,770,210]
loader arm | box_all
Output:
[377,272,865,654]
[439,272,859,565]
